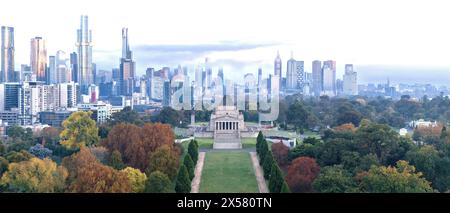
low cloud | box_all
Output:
[93,40,281,79]
[133,40,280,53]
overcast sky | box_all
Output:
[2,0,450,85]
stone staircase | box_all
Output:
[213,133,242,149]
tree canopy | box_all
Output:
[60,111,99,149]
[0,158,67,192]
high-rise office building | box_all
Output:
[312,60,323,97]
[286,54,297,90]
[322,60,336,96]
[295,61,304,90]
[139,78,147,98]
[205,58,212,89]
[119,28,135,96]
[21,64,31,82]
[30,37,47,82]
[49,56,56,84]
[70,52,78,83]
[0,82,20,111]
[257,68,262,88]
[162,80,171,107]
[195,65,203,88]
[58,81,78,108]
[274,51,282,89]
[343,64,358,96]
[92,63,97,85]
[145,67,154,99]
[18,81,45,125]
[112,68,120,82]
[1,26,15,83]
[56,50,71,83]
[88,84,99,103]
[76,15,93,94]
[286,53,305,92]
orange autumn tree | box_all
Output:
[286,157,321,193]
[333,123,357,133]
[102,123,177,171]
[62,148,131,193]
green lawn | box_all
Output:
[241,138,256,148]
[194,138,256,149]
[195,138,214,149]
[199,152,259,193]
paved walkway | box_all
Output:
[190,152,206,193]
[249,152,269,193]
[199,148,256,153]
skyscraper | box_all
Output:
[30,37,47,82]
[48,55,56,84]
[286,54,304,92]
[21,64,31,82]
[274,51,282,89]
[0,82,20,111]
[119,28,135,96]
[195,65,202,89]
[1,26,14,83]
[163,80,171,107]
[286,53,297,90]
[56,50,71,83]
[343,64,358,96]
[145,67,154,99]
[70,52,78,83]
[257,68,262,88]
[295,61,304,90]
[322,60,336,96]
[205,58,212,89]
[312,60,323,97]
[76,15,93,94]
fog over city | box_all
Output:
[2,0,450,85]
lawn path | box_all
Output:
[190,152,206,193]
[249,152,269,193]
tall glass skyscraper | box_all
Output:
[76,15,93,94]
[343,64,358,96]
[312,60,323,97]
[286,53,297,90]
[30,37,47,82]
[1,26,15,83]
[119,27,135,96]
[322,60,337,96]
[274,51,282,89]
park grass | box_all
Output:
[194,137,256,149]
[199,152,259,193]
[241,138,256,148]
[195,138,214,149]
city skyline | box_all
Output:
[1,0,450,86]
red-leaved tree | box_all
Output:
[272,142,289,167]
[102,123,176,171]
[286,157,320,193]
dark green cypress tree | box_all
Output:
[259,140,269,165]
[256,132,264,159]
[262,151,274,179]
[192,140,199,150]
[183,154,195,180]
[269,163,282,193]
[188,140,199,164]
[175,165,191,193]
